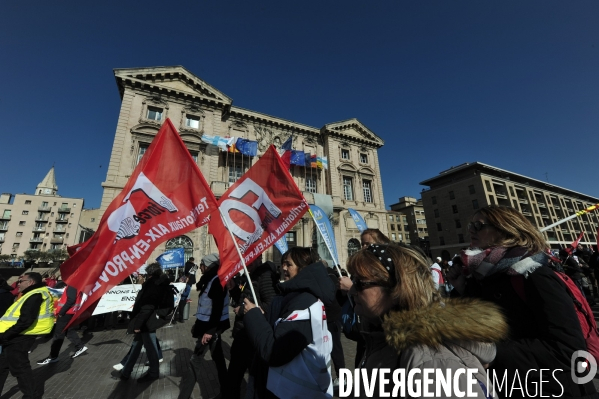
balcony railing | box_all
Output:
[32,227,46,233]
[0,237,4,243]
[38,206,51,212]
[0,224,8,231]
[53,229,66,234]
[57,208,71,213]
[29,238,43,243]
[35,217,48,222]
[0,215,11,221]
[55,218,68,223]
[50,237,64,244]
[537,202,546,208]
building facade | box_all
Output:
[420,162,599,257]
[0,167,84,258]
[389,196,429,253]
[99,66,388,267]
[385,210,409,244]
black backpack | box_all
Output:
[147,285,178,330]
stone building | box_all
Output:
[99,66,388,267]
[0,167,84,258]
[385,210,410,245]
[420,162,599,257]
[389,196,429,254]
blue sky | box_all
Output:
[1,1,598,209]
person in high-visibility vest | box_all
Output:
[36,285,88,365]
[0,272,54,399]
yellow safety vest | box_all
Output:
[0,287,54,335]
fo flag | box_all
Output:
[348,208,367,233]
[209,145,308,286]
[60,119,218,327]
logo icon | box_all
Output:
[571,350,597,384]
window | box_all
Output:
[285,231,296,243]
[437,223,442,232]
[42,201,48,207]
[509,187,515,197]
[458,234,464,243]
[452,205,458,214]
[343,177,353,201]
[432,196,437,205]
[396,215,400,222]
[392,233,396,241]
[455,219,462,228]
[472,199,479,209]
[434,209,439,218]
[91,218,95,222]
[137,144,148,165]
[228,164,243,184]
[469,185,475,194]
[53,202,56,206]
[348,238,360,258]
[147,106,163,121]
[22,211,28,215]
[341,149,350,160]
[186,115,200,129]
[485,181,492,191]
[25,200,31,205]
[306,177,317,193]
[12,243,19,249]
[363,180,373,203]
[390,224,395,231]
[449,191,455,200]
[398,234,402,241]
[190,151,198,163]
[16,232,22,237]
[389,215,393,221]
[439,237,445,246]
[360,153,368,163]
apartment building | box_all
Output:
[0,167,84,258]
[420,162,599,257]
[386,210,410,244]
[389,197,429,254]
[99,66,388,267]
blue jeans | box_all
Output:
[121,332,161,378]
[120,335,163,365]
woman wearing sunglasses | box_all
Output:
[243,247,337,399]
[447,205,598,398]
[348,243,507,397]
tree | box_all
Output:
[48,248,69,263]
[0,255,12,267]
[23,250,42,263]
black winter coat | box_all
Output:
[192,266,230,338]
[464,264,597,399]
[0,283,46,345]
[128,274,173,333]
[244,262,336,399]
[0,282,15,318]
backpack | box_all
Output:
[146,285,178,331]
[510,271,599,361]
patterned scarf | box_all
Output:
[460,246,549,280]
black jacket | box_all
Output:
[128,274,173,333]
[244,262,336,399]
[0,281,15,318]
[464,264,597,398]
[192,266,230,337]
[58,286,78,317]
[184,260,198,285]
[0,283,47,345]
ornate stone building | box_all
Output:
[99,66,388,267]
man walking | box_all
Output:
[37,284,87,365]
[0,272,54,399]
[178,254,230,399]
[177,257,198,321]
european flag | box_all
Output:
[290,150,305,166]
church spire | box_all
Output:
[36,166,58,196]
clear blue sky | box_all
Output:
[1,1,598,209]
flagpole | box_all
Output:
[540,203,599,232]
[217,208,259,306]
[308,210,343,276]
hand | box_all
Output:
[446,265,466,295]
[234,306,241,315]
[201,333,212,345]
[243,298,262,314]
[339,276,353,292]
[134,329,140,333]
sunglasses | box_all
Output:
[467,221,493,232]
[17,279,31,284]
[351,278,386,292]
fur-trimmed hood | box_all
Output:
[383,298,508,353]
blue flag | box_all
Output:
[274,236,289,255]
[281,136,293,151]
[309,205,339,266]
[156,248,185,269]
[348,208,368,233]
[304,153,312,167]
[290,150,305,166]
[235,138,258,157]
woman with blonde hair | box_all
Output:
[448,205,598,398]
[349,243,507,398]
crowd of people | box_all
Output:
[0,205,598,398]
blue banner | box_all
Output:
[348,208,368,233]
[274,236,289,255]
[156,248,185,269]
[309,205,339,267]
[290,150,305,166]
[235,138,258,157]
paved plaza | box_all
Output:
[0,293,597,399]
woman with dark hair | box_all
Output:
[348,244,506,397]
[243,247,336,399]
[360,228,391,248]
[448,205,598,398]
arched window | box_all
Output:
[348,238,360,258]
[165,235,194,263]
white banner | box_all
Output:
[92,282,186,316]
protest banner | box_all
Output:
[92,283,186,315]
[156,248,185,269]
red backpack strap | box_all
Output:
[510,275,527,303]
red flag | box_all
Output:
[61,119,218,326]
[209,145,308,286]
[66,242,85,257]
[566,231,585,255]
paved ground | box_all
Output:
[0,294,596,398]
